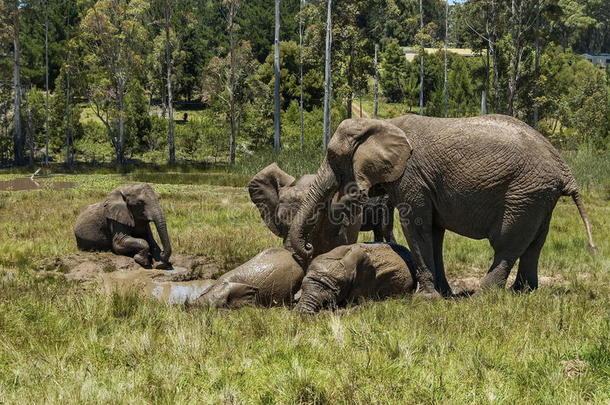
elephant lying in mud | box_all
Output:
[74,184,171,267]
[287,115,596,297]
[248,164,395,257]
[295,243,416,314]
[103,248,304,309]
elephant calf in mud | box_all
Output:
[295,243,417,314]
[74,184,171,267]
[103,247,304,309]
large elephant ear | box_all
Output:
[248,163,296,237]
[103,188,135,227]
[328,118,413,192]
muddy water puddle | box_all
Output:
[0,178,75,191]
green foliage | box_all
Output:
[380,39,408,103]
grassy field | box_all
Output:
[0,152,609,403]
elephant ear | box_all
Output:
[328,118,413,192]
[248,163,296,237]
[103,188,135,227]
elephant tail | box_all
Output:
[564,188,597,253]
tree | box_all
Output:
[80,0,150,165]
[322,0,332,149]
[273,0,281,152]
[201,41,263,162]
[11,0,24,165]
[380,39,407,102]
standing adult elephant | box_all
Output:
[74,184,172,267]
[287,115,596,297]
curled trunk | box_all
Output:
[153,209,172,262]
[294,293,323,314]
[286,159,339,263]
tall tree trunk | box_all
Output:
[299,0,304,150]
[322,0,332,149]
[345,43,354,119]
[227,1,238,164]
[489,0,500,113]
[164,0,175,164]
[482,38,489,114]
[273,0,281,153]
[44,0,50,166]
[117,80,125,165]
[507,0,523,116]
[12,0,24,165]
[532,5,540,128]
[443,0,449,118]
[418,0,424,116]
[26,91,34,166]
[373,43,379,119]
[65,68,73,166]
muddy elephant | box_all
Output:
[103,248,303,309]
[248,163,394,257]
[287,115,596,297]
[295,243,416,313]
[74,184,171,267]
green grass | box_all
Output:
[0,155,609,403]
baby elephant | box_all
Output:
[74,184,171,267]
[295,243,416,313]
[195,248,304,308]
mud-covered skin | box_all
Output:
[101,248,304,309]
[295,243,416,313]
[195,248,304,308]
[74,184,171,267]
[287,115,596,297]
[249,164,394,257]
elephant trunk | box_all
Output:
[153,209,172,262]
[287,159,339,264]
[294,293,323,314]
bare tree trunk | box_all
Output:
[273,0,281,153]
[12,0,24,165]
[322,0,332,149]
[117,80,125,165]
[507,0,524,116]
[44,0,50,166]
[443,0,449,118]
[418,0,424,116]
[489,0,500,113]
[26,91,34,166]
[299,0,304,150]
[227,1,238,164]
[373,43,379,119]
[65,68,73,166]
[164,0,175,164]
[532,6,540,128]
[345,43,354,119]
[482,39,489,114]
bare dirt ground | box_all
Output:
[38,252,222,284]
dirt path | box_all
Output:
[351,102,370,119]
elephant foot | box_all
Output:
[134,253,152,268]
[415,289,442,299]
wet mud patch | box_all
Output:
[38,252,222,284]
[0,178,75,191]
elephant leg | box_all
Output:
[373,226,384,242]
[432,226,452,297]
[112,234,151,267]
[145,223,162,261]
[401,212,440,298]
[384,209,397,243]
[512,214,551,292]
[479,254,517,290]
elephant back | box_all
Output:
[74,203,112,251]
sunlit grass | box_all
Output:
[0,157,608,402]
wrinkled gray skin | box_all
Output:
[360,195,396,243]
[287,115,596,297]
[195,248,304,308]
[295,243,416,313]
[74,184,172,267]
[249,164,394,257]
